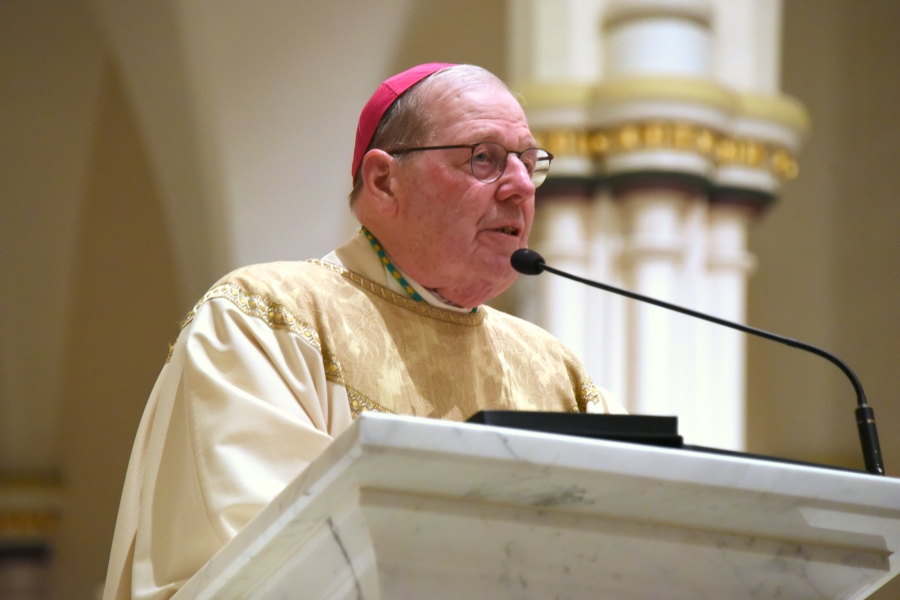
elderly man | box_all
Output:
[103,63,622,600]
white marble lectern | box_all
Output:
[172,413,900,600]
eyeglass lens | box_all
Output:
[471,142,551,187]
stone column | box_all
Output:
[507,0,603,364]
[509,0,807,450]
[593,0,729,423]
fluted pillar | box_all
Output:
[585,191,627,401]
[591,0,733,445]
[510,0,808,450]
[531,197,590,361]
[619,193,687,416]
[516,86,596,362]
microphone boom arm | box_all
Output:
[514,249,885,476]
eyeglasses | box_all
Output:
[388,142,554,187]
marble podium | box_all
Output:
[172,413,900,600]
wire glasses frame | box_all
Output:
[388,142,554,187]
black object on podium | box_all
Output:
[467,411,683,448]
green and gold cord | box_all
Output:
[361,227,425,302]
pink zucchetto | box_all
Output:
[352,62,456,179]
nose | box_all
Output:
[496,154,536,203]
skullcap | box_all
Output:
[352,62,456,178]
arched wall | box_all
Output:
[52,61,182,598]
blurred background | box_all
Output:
[0,0,898,598]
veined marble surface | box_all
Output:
[173,413,900,600]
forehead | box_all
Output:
[424,81,533,145]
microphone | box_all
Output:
[510,248,547,275]
[511,248,885,476]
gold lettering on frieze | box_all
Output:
[618,126,640,151]
[589,132,610,154]
[673,123,696,150]
[537,130,590,159]
[715,139,779,171]
[771,149,799,179]
[644,122,667,148]
[695,129,716,155]
[716,138,738,163]
[532,121,799,180]
[745,141,766,167]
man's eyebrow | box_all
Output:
[462,132,539,149]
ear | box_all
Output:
[359,149,401,216]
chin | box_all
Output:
[483,266,518,298]
[448,268,516,308]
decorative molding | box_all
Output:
[606,170,710,198]
[534,122,799,181]
[603,0,714,29]
[0,509,59,539]
[593,77,738,113]
[522,78,808,192]
[738,93,810,135]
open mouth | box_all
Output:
[494,226,520,236]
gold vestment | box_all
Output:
[103,233,622,600]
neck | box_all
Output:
[360,228,478,312]
[430,276,514,309]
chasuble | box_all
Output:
[103,232,623,600]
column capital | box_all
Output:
[603,0,713,29]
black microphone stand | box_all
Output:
[512,248,885,476]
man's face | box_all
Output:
[389,83,537,308]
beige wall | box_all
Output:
[749,0,900,473]
[750,5,900,595]
[0,2,184,595]
[0,0,898,597]
[0,1,105,477]
[52,61,182,598]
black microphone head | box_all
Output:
[511,248,546,275]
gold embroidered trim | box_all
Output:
[324,356,389,417]
[181,283,322,353]
[181,282,388,419]
[165,343,175,364]
[306,259,484,326]
[323,354,344,385]
[347,386,394,418]
[580,379,599,412]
